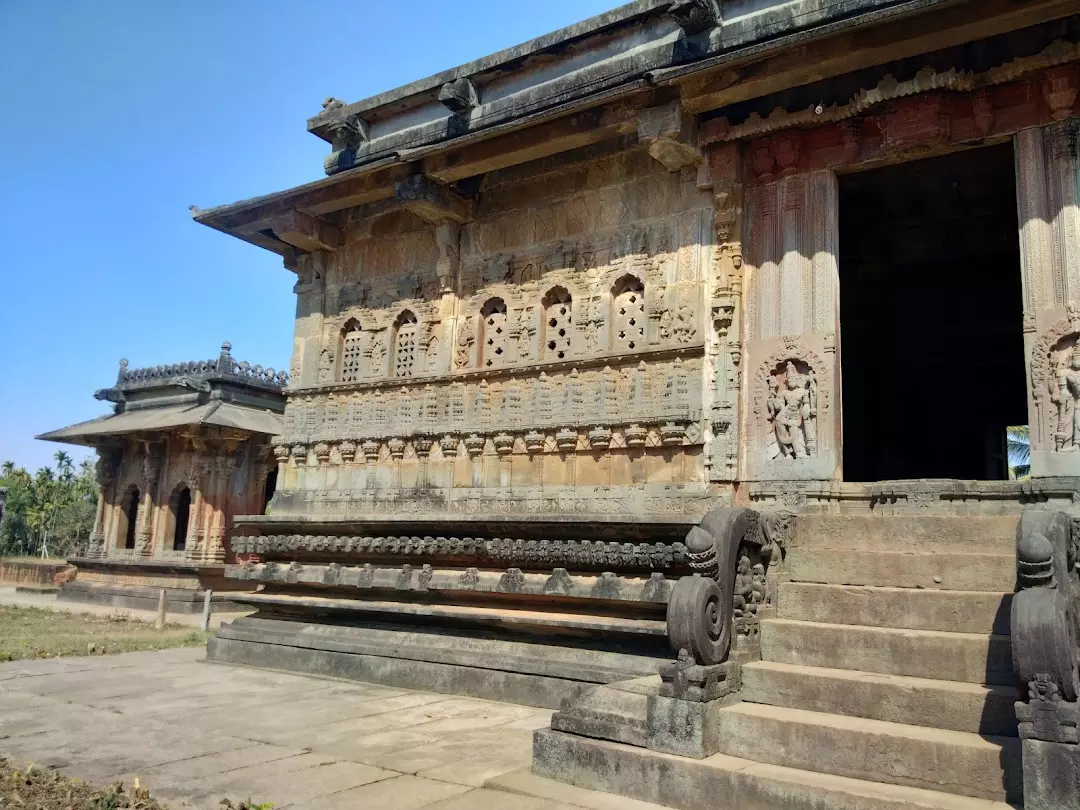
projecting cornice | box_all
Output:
[193,0,1080,258]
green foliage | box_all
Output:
[1007,425,1031,480]
[1,453,97,559]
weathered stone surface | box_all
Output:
[742,661,1018,737]
[777,582,1012,634]
[1020,738,1080,810]
[785,549,1016,592]
[713,702,1022,803]
[760,619,1014,685]
[533,729,1015,810]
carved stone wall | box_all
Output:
[276,145,722,517]
[742,170,840,481]
[1020,119,1080,476]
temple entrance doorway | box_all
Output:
[838,143,1026,482]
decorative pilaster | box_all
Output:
[1017,120,1080,476]
[742,170,840,482]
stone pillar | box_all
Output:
[204,456,236,563]
[1016,119,1080,476]
[185,457,212,559]
[136,443,164,556]
[741,170,840,481]
[87,448,120,558]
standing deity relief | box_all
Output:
[755,342,825,463]
[1032,316,1080,453]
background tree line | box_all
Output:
[0,452,97,559]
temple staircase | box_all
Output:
[532,514,1025,808]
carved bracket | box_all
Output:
[667,506,786,667]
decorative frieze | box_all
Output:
[231,533,690,570]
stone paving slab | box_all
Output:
[0,646,667,809]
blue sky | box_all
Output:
[0,0,616,472]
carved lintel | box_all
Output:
[395,175,474,223]
[667,0,721,35]
[638,102,700,172]
[438,77,480,114]
[270,211,343,253]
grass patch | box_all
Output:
[0,606,209,662]
[0,758,273,808]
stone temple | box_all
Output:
[64,0,1080,806]
[38,343,285,613]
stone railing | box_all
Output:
[1011,510,1080,808]
[112,342,288,392]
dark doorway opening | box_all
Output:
[838,144,1027,482]
[172,487,191,551]
[123,487,140,549]
[261,468,277,514]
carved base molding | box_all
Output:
[231,534,690,572]
[746,478,1080,514]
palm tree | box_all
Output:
[1007,425,1031,480]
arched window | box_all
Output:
[480,298,508,368]
[170,486,191,551]
[340,319,364,383]
[543,287,572,361]
[393,310,418,378]
[262,468,277,514]
[612,275,645,351]
[122,486,140,550]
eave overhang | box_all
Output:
[192,0,1079,259]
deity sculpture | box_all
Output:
[767,361,817,459]
[733,553,753,617]
[1051,341,1080,451]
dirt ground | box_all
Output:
[0,605,208,662]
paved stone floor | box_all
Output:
[0,647,621,809]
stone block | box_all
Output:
[645,694,723,758]
[1021,738,1080,810]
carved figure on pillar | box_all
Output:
[767,361,816,460]
[1052,343,1080,451]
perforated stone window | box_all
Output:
[543,287,572,361]
[612,275,645,351]
[480,298,508,368]
[394,311,418,378]
[340,322,364,383]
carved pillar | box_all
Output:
[87,448,121,558]
[1017,120,1080,476]
[185,456,212,559]
[742,170,840,481]
[205,455,236,563]
[136,443,164,556]
[703,143,744,484]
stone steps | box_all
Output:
[741,661,1017,737]
[713,703,1022,803]
[759,618,1014,685]
[777,582,1012,633]
[793,515,1017,553]
[532,730,1018,810]
[786,549,1016,591]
